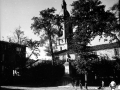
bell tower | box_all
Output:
[55,0,73,86]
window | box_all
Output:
[58,30,63,37]
[61,39,64,44]
[1,54,4,62]
[114,48,119,56]
[16,47,21,52]
[60,47,62,51]
[59,39,60,45]
[59,39,64,44]
[57,40,59,45]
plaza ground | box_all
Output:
[1,85,120,90]
[0,86,98,90]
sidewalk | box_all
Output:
[1,85,99,90]
[2,85,120,90]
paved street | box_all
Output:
[1,85,120,90]
[1,86,97,90]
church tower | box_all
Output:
[55,0,74,86]
[56,0,73,52]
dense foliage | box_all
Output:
[19,60,65,86]
[70,55,120,86]
[67,0,119,88]
[31,7,63,63]
[70,0,118,51]
[7,26,41,59]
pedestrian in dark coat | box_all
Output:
[79,80,82,89]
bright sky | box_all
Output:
[0,0,118,59]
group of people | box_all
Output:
[99,80,117,90]
[72,79,119,90]
[72,79,83,90]
[109,81,116,90]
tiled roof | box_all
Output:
[89,42,120,51]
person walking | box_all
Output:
[72,78,75,87]
[118,84,120,89]
[79,80,82,90]
[109,81,116,90]
[102,80,104,88]
[74,80,77,90]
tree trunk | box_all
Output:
[27,48,37,59]
[49,35,54,65]
[85,71,88,90]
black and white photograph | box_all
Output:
[0,0,120,90]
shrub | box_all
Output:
[20,60,65,86]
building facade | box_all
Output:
[55,39,120,60]
[91,42,120,60]
[0,41,26,77]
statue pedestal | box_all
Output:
[64,62,70,75]
[62,62,72,86]
[56,61,73,86]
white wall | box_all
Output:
[118,48,120,56]
[69,54,76,60]
[95,48,120,60]
[88,35,116,46]
[96,49,115,60]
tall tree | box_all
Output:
[7,26,28,45]
[70,0,118,89]
[111,1,119,16]
[26,39,40,59]
[110,1,120,41]
[44,37,58,57]
[44,45,58,57]
[31,7,63,64]
[7,26,40,59]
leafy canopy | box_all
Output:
[70,0,118,49]
[31,7,63,41]
[69,0,118,74]
[31,7,63,62]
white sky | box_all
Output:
[0,0,118,59]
